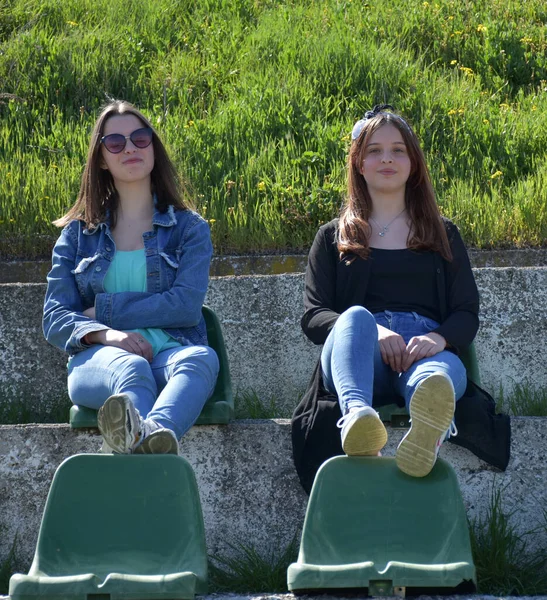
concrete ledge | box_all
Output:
[2,594,547,600]
[1,418,545,573]
[1,268,546,418]
[2,595,547,600]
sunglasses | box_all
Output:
[100,127,153,154]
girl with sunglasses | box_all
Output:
[294,105,500,482]
[43,100,219,454]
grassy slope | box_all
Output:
[0,0,546,257]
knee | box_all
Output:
[175,345,220,378]
[339,305,376,330]
[122,353,152,374]
[195,345,220,376]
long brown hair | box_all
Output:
[337,108,452,261]
[55,100,193,228]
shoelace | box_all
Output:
[336,413,353,429]
[444,421,458,440]
[336,408,378,429]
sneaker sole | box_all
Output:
[343,414,388,456]
[134,430,179,455]
[97,395,138,454]
[396,373,455,477]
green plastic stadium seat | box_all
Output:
[287,455,476,595]
[69,305,233,428]
[377,342,481,427]
[10,454,208,600]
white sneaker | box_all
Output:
[337,406,388,456]
[396,372,456,477]
[134,426,179,455]
[98,394,142,454]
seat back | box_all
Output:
[70,305,233,428]
[35,455,206,579]
[288,456,475,592]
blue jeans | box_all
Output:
[321,306,467,414]
[67,345,219,438]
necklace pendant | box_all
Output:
[378,230,386,237]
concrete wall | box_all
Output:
[1,418,545,573]
[1,267,546,419]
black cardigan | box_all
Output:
[292,218,511,494]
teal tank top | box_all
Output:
[103,249,180,357]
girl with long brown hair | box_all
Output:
[299,105,479,478]
[43,100,219,455]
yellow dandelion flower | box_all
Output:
[454,30,464,35]
[532,105,537,111]
[423,1,429,7]
[66,20,78,26]
[450,60,458,65]
[459,66,474,75]
[499,103,510,110]
[257,181,266,191]
[476,24,487,33]
[490,171,503,179]
[208,218,216,224]
[483,119,490,124]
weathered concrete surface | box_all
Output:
[1,418,545,575]
[2,595,547,600]
[0,268,546,419]
[1,247,546,282]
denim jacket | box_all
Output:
[43,205,213,356]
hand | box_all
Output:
[83,307,96,319]
[401,332,447,372]
[377,324,407,373]
[85,329,153,362]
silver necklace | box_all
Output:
[369,209,406,237]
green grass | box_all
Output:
[1,0,547,258]
[234,388,294,419]
[499,382,547,416]
[209,537,299,593]
[0,394,71,425]
[470,487,547,595]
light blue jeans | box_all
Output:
[321,306,467,415]
[67,345,219,438]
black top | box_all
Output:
[365,248,440,322]
[301,217,480,353]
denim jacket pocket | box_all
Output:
[72,253,101,303]
[159,251,180,287]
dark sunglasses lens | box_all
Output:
[131,128,153,148]
[103,134,126,153]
